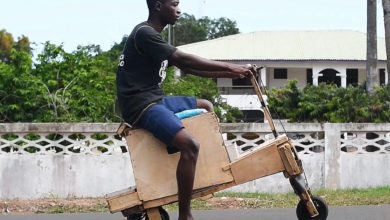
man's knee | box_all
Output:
[196,99,214,112]
[182,137,200,159]
[172,129,200,159]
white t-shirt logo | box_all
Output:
[158,60,168,87]
[118,54,125,67]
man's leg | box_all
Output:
[196,99,213,112]
[171,129,200,220]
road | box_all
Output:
[1,205,390,220]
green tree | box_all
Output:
[30,42,117,122]
[0,29,14,63]
[170,13,209,46]
[268,80,390,123]
[1,28,243,122]
[15,35,31,54]
[207,17,240,39]
[268,80,302,121]
[0,30,31,63]
[298,83,339,122]
[0,40,119,123]
[326,85,390,122]
[0,30,35,121]
[0,48,33,121]
[163,13,239,46]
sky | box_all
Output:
[0,0,386,53]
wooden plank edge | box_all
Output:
[143,181,236,209]
[106,190,142,213]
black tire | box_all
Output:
[127,212,145,220]
[296,196,328,220]
[145,207,170,220]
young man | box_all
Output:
[116,0,256,219]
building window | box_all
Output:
[232,77,252,86]
[235,110,264,122]
[347,69,358,86]
[318,68,341,87]
[232,76,261,88]
[307,69,313,85]
[380,69,386,86]
[274,68,287,79]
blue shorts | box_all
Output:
[138,96,197,151]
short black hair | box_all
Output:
[147,0,165,10]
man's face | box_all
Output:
[158,0,181,25]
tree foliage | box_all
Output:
[3,17,390,123]
[0,29,31,64]
[0,26,242,123]
[163,13,240,46]
[0,39,118,122]
[268,80,390,122]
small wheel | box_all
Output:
[296,195,328,220]
[127,212,145,220]
[145,207,169,220]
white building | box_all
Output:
[178,30,389,121]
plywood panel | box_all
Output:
[126,113,233,202]
[229,137,287,184]
[105,187,142,213]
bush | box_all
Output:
[268,80,390,123]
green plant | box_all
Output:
[268,81,390,123]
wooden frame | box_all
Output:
[106,112,303,219]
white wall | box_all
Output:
[1,123,389,199]
[267,67,307,89]
[217,78,232,87]
[0,155,134,199]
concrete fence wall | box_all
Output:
[0,122,389,199]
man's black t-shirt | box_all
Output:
[116,22,177,124]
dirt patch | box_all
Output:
[206,197,245,209]
[0,198,107,215]
[0,196,292,215]
[0,197,248,215]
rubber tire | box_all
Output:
[145,207,170,220]
[127,213,145,220]
[296,195,328,220]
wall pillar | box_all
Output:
[312,67,323,86]
[260,67,267,86]
[324,123,341,189]
[337,68,347,88]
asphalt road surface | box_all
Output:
[1,205,390,220]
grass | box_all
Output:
[44,202,107,214]
[216,186,390,207]
[164,186,390,210]
[28,186,390,213]
[313,187,390,206]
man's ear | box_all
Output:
[155,0,162,11]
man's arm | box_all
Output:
[177,67,244,79]
[168,49,256,78]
